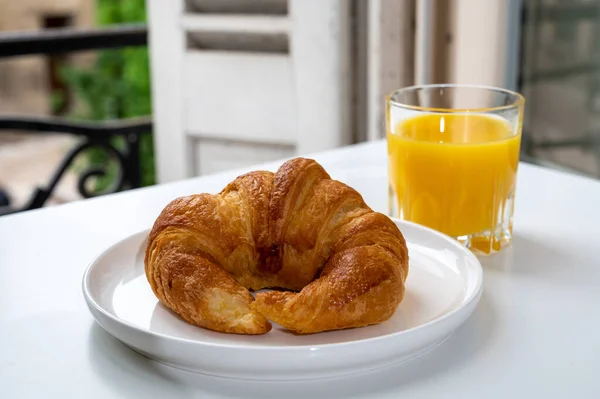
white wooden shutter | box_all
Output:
[148,0,355,182]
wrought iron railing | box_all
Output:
[0,24,148,58]
[0,25,152,216]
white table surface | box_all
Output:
[1,140,599,398]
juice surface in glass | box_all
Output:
[387,113,521,254]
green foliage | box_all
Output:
[60,0,155,191]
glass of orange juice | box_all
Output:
[386,84,525,255]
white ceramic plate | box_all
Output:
[82,218,483,381]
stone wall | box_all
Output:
[0,0,95,116]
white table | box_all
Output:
[2,140,599,398]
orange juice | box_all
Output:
[387,113,521,254]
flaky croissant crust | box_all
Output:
[144,157,408,334]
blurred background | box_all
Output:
[0,0,599,215]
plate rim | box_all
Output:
[82,217,483,351]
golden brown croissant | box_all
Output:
[144,157,408,335]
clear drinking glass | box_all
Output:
[386,84,525,255]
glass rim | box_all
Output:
[386,83,525,113]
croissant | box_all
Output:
[144,157,408,335]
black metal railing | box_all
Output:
[0,24,148,58]
[0,25,152,216]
